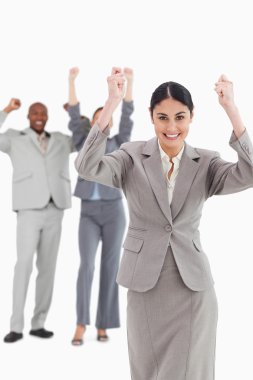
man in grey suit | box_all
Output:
[66,67,134,345]
[0,98,76,343]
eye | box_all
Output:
[176,115,184,120]
[158,116,168,120]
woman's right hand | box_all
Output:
[96,67,126,131]
[107,67,126,107]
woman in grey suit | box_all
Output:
[74,68,253,379]
[66,67,134,345]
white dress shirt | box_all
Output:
[158,141,185,205]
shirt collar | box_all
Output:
[27,128,50,138]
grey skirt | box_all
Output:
[127,247,218,380]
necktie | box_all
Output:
[168,158,174,180]
[37,133,48,154]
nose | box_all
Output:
[165,120,177,131]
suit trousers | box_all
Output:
[10,203,64,332]
[127,247,218,380]
[76,198,126,328]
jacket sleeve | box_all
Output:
[207,129,253,197]
[67,103,91,151]
[112,100,134,148]
[0,111,11,153]
[75,123,131,189]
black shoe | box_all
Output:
[29,328,54,339]
[4,331,23,343]
[97,334,109,342]
[71,338,83,346]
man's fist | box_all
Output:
[4,98,21,113]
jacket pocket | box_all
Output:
[123,235,144,254]
[129,226,147,232]
[13,171,33,182]
[59,171,71,182]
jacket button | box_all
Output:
[165,224,172,232]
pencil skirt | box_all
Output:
[127,247,218,380]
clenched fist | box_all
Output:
[215,75,234,109]
[4,98,21,113]
[69,67,79,81]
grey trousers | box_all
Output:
[127,247,218,380]
[76,199,126,329]
[10,203,64,332]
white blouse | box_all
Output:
[158,141,184,205]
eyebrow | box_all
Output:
[156,111,186,116]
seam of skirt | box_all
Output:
[185,291,193,380]
[212,335,216,380]
[126,326,134,380]
[143,293,159,379]
[212,311,218,380]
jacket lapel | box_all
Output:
[23,128,52,154]
[46,132,54,153]
[21,128,42,153]
[171,143,200,220]
[142,138,172,223]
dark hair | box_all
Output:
[92,107,103,121]
[150,81,194,116]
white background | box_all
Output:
[0,0,253,379]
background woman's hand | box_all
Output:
[69,67,79,82]
[123,67,134,84]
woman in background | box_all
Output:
[66,67,134,345]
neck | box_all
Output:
[160,142,184,158]
[30,127,44,135]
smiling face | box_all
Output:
[151,97,193,157]
[28,103,48,134]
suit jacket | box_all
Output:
[68,100,134,200]
[0,111,75,211]
[74,123,253,292]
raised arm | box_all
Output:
[3,98,21,114]
[97,67,126,131]
[67,67,91,150]
[207,75,253,197]
[75,67,130,188]
[68,67,79,106]
[123,67,133,102]
[215,75,245,138]
[113,68,134,147]
[0,98,21,153]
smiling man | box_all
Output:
[0,98,76,343]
